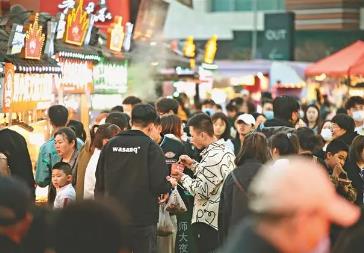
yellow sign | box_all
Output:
[204,35,218,64]
[107,16,125,52]
[3,63,54,112]
[65,0,89,46]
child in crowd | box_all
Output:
[52,162,76,208]
[320,139,357,203]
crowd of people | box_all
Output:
[1,91,364,253]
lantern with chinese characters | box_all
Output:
[107,16,125,52]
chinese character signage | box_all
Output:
[2,63,54,112]
[7,24,25,55]
[64,0,90,46]
[93,61,127,94]
[107,16,124,52]
[23,13,45,60]
[262,12,295,61]
[59,59,94,94]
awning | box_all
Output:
[4,55,61,74]
[305,40,364,77]
[55,41,101,62]
[270,62,306,88]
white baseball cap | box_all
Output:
[249,157,360,227]
[236,114,256,126]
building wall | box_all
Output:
[286,0,362,30]
[163,0,266,40]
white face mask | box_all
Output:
[352,110,364,122]
[320,128,333,142]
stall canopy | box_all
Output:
[305,40,364,77]
[270,62,306,88]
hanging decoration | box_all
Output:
[107,16,124,52]
[64,0,90,46]
[23,13,45,60]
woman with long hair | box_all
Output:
[83,124,121,199]
[303,104,321,134]
[211,112,234,152]
[218,132,271,244]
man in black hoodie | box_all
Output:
[95,103,177,253]
[259,96,300,138]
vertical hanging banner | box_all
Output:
[2,63,14,113]
[262,12,295,61]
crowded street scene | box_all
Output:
[2,0,364,252]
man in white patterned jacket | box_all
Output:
[174,113,235,253]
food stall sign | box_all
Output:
[23,13,45,60]
[64,0,90,46]
[93,61,128,94]
[107,16,124,52]
[59,59,94,94]
[2,63,53,112]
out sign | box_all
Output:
[265,29,287,41]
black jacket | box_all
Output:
[95,130,172,226]
[0,129,35,197]
[160,136,186,170]
[345,160,364,206]
[258,118,295,139]
[218,159,263,245]
[218,218,279,253]
[335,132,358,147]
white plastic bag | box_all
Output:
[165,187,187,214]
[157,204,174,236]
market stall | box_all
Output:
[53,0,100,128]
[90,16,129,117]
[305,40,364,100]
[0,14,62,166]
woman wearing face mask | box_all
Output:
[261,99,274,121]
[211,112,235,152]
[84,124,121,199]
[315,120,334,160]
[303,104,321,134]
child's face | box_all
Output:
[327,151,348,169]
[52,169,72,189]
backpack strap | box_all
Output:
[231,171,245,193]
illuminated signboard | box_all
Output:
[64,0,90,46]
[59,59,94,94]
[23,13,45,60]
[2,63,55,112]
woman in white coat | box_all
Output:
[83,123,121,199]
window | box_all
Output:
[211,0,285,12]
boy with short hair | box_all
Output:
[321,140,356,202]
[52,162,76,209]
